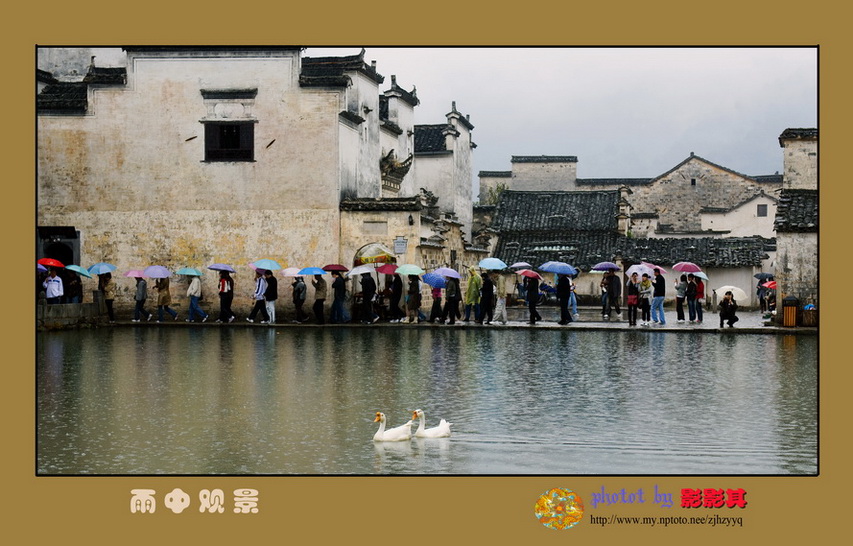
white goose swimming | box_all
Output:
[412,409,452,438]
[373,411,412,442]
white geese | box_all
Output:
[412,409,452,438]
[373,411,413,442]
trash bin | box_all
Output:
[782,295,799,327]
[802,308,818,327]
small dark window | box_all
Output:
[204,122,254,161]
[757,204,768,217]
[691,178,696,186]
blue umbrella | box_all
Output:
[298,267,326,276]
[479,257,508,270]
[252,259,282,271]
[88,262,117,275]
[433,267,462,279]
[422,272,446,288]
[538,261,578,276]
[66,264,93,278]
[176,267,203,276]
[591,261,620,272]
[208,263,235,272]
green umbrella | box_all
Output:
[395,264,425,276]
[176,267,203,276]
[65,264,93,278]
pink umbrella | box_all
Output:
[124,269,146,278]
[641,261,668,276]
[516,269,543,280]
[672,261,703,273]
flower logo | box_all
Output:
[534,487,584,530]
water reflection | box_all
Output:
[37,328,817,475]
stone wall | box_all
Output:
[775,232,818,305]
[782,138,817,190]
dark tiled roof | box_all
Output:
[301,49,384,87]
[414,124,451,154]
[479,171,511,178]
[494,231,625,271]
[492,190,620,232]
[37,69,57,84]
[385,75,418,107]
[774,189,818,232]
[779,128,818,145]
[37,82,88,113]
[511,155,577,163]
[340,197,422,212]
[83,66,127,85]
[624,236,775,268]
[750,174,784,184]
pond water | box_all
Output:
[37,327,817,475]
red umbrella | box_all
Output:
[516,269,543,280]
[38,258,65,268]
[376,263,398,275]
[322,264,349,272]
[672,261,703,273]
[762,281,777,290]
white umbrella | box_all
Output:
[348,264,378,276]
[714,285,747,302]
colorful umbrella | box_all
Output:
[516,269,543,280]
[143,265,171,278]
[252,259,282,271]
[88,262,117,275]
[692,271,709,281]
[298,267,326,276]
[353,242,396,266]
[762,280,778,290]
[124,269,146,278]
[38,258,65,268]
[208,263,235,272]
[591,261,620,272]
[641,261,668,276]
[176,267,202,276]
[322,264,349,272]
[281,267,302,277]
[65,264,93,278]
[433,267,461,279]
[422,272,447,288]
[479,257,509,270]
[509,261,532,269]
[376,263,398,275]
[672,261,703,273]
[37,264,47,272]
[396,264,425,276]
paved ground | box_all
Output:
[115,306,815,335]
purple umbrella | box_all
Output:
[143,265,172,278]
[37,264,47,272]
[591,261,620,272]
[433,267,461,279]
[208,263,236,272]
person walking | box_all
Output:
[360,272,378,324]
[186,274,209,322]
[674,274,688,322]
[527,274,542,324]
[695,275,705,323]
[494,271,508,325]
[217,271,235,323]
[556,273,573,325]
[757,279,768,313]
[388,273,404,323]
[440,275,461,325]
[405,275,421,323]
[312,274,327,325]
[99,272,116,323]
[155,277,179,322]
[569,276,579,320]
[463,267,482,322]
[599,273,609,319]
[247,270,269,323]
[480,271,495,324]
[43,268,64,304]
[718,290,739,327]
[330,271,350,323]
[604,270,622,320]
[133,276,152,322]
[639,273,653,326]
[264,270,278,324]
[650,268,666,325]
[625,272,640,326]
[292,276,308,323]
[428,284,443,323]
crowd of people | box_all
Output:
[40,263,752,328]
